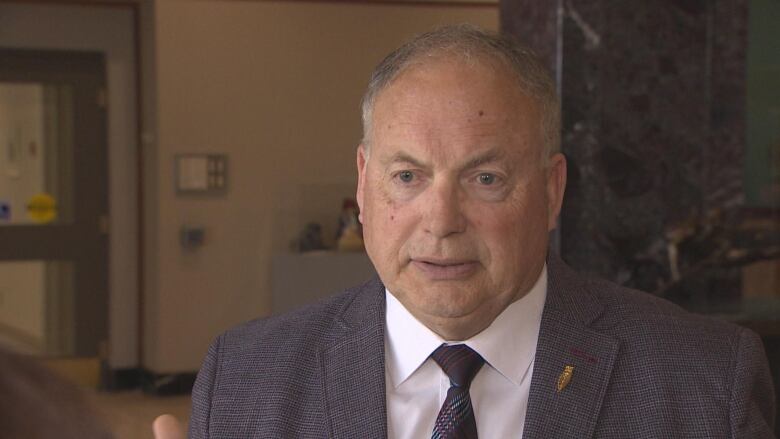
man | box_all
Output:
[189,25,775,438]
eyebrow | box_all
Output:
[380,152,428,168]
[461,149,507,170]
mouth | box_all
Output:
[411,258,479,280]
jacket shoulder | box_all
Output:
[188,278,385,438]
[217,279,379,358]
[587,276,742,341]
[582,277,775,436]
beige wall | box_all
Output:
[144,0,498,372]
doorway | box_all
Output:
[0,48,108,359]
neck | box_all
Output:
[418,296,514,341]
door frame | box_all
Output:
[0,48,109,357]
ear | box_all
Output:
[356,144,368,224]
[545,152,567,231]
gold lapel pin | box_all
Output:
[557,365,574,392]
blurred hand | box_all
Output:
[152,414,185,439]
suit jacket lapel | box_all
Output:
[319,278,388,438]
[522,255,620,439]
[316,257,619,438]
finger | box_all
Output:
[152,414,185,439]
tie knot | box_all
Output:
[431,344,485,388]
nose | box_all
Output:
[422,179,467,238]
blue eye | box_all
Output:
[478,173,496,185]
[398,170,414,183]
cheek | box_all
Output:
[387,198,396,221]
[481,217,520,256]
[375,183,415,223]
[365,189,410,242]
[381,197,400,222]
[473,197,547,259]
[382,201,422,251]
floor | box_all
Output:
[91,390,192,439]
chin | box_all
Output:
[410,285,482,318]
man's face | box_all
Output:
[356,57,566,340]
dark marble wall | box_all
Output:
[501,0,749,303]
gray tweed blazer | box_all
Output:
[189,255,776,438]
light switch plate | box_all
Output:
[175,154,228,195]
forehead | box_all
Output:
[377,56,523,114]
[372,58,540,135]
[369,57,542,161]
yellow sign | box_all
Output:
[27,193,57,224]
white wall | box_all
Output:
[0,3,139,368]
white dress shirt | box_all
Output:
[384,265,548,439]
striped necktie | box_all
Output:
[430,344,485,439]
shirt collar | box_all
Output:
[384,289,443,388]
[384,264,548,388]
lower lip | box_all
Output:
[411,260,479,280]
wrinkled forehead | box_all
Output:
[368,57,543,154]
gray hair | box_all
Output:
[360,24,560,165]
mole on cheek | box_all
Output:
[478,110,484,117]
[390,215,395,221]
